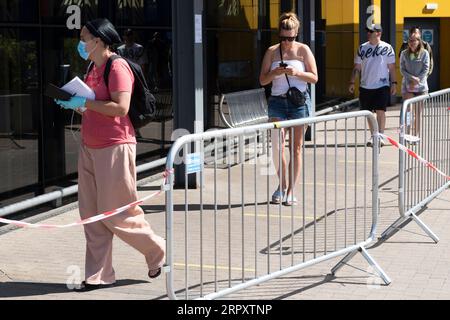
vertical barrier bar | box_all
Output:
[354,117,358,245]
[254,132,258,279]
[324,121,328,255]
[214,138,218,292]
[184,144,189,299]
[363,118,367,239]
[290,126,295,265]
[302,125,306,263]
[227,135,232,287]
[240,134,245,282]
[313,123,317,259]
[278,129,282,270]
[334,120,338,252]
[267,130,270,275]
[344,119,348,247]
[200,140,204,297]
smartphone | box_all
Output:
[279,62,288,68]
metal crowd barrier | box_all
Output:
[381,89,450,242]
[164,111,390,300]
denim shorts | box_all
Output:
[268,93,311,120]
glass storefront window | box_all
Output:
[115,0,171,27]
[1,1,173,202]
[206,0,258,29]
[0,28,40,195]
[0,0,39,23]
[40,0,98,25]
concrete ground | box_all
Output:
[1,106,449,300]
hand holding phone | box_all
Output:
[279,62,288,68]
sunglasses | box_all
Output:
[279,36,296,42]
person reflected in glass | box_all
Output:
[117,29,148,74]
[259,12,318,206]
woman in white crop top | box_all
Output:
[259,12,318,206]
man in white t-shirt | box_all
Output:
[117,29,148,71]
[349,24,397,147]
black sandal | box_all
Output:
[74,281,115,292]
[148,268,162,279]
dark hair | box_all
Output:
[409,26,421,35]
[85,18,122,46]
[124,29,133,37]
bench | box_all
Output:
[219,88,268,128]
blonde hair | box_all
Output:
[279,12,300,33]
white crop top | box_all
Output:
[270,60,307,96]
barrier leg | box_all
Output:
[410,212,439,243]
[331,247,391,285]
[359,247,391,285]
[381,212,439,243]
[330,250,358,276]
[380,215,409,240]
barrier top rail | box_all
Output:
[167,110,376,156]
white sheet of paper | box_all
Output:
[61,76,95,101]
[195,14,202,44]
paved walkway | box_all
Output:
[1,106,449,300]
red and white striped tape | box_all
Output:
[378,133,450,180]
[0,169,173,229]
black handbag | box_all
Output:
[279,45,306,106]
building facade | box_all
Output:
[322,0,450,97]
[0,0,449,205]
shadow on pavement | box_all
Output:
[0,279,148,298]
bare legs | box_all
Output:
[367,110,386,135]
[403,93,423,137]
[270,118,305,198]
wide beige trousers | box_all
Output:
[78,143,165,285]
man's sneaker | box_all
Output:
[405,135,421,146]
[366,136,373,147]
[271,188,286,204]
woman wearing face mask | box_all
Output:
[400,34,430,142]
[259,12,318,206]
[55,18,165,292]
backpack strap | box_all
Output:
[103,55,121,88]
[86,61,95,81]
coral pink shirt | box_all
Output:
[82,57,137,149]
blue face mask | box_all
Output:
[77,41,89,60]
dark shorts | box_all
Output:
[268,93,311,120]
[359,86,390,112]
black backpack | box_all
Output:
[87,55,156,129]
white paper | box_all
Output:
[61,76,95,101]
[195,14,202,44]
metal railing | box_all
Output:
[164,111,390,300]
[381,89,450,242]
